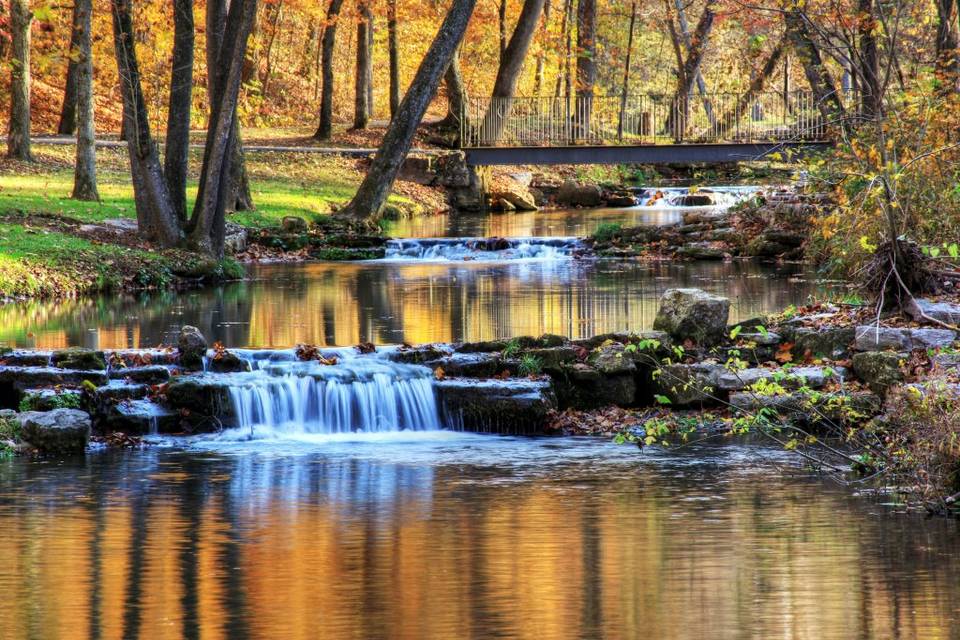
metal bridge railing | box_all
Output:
[461,91,838,148]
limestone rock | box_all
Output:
[853,326,956,351]
[717,365,848,392]
[588,344,637,376]
[207,350,252,373]
[109,365,171,384]
[557,181,602,207]
[653,288,731,347]
[791,326,856,359]
[51,348,106,371]
[18,409,90,454]
[435,378,556,435]
[652,362,724,406]
[852,351,905,395]
[905,298,960,326]
[281,216,308,234]
[177,326,208,370]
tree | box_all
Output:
[785,8,846,130]
[532,0,551,95]
[478,0,548,143]
[165,0,195,223]
[111,0,258,256]
[857,0,881,119]
[935,0,959,93]
[336,0,477,222]
[616,1,637,140]
[388,0,400,117]
[314,0,346,139]
[353,0,373,129]
[574,0,596,135]
[7,0,32,161]
[72,0,99,201]
[665,0,715,140]
[58,4,83,136]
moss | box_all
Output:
[312,247,382,261]
[18,390,82,412]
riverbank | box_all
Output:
[1,286,958,513]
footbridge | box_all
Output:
[460,91,835,166]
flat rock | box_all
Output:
[652,362,725,406]
[717,365,848,392]
[0,366,108,390]
[18,408,90,454]
[729,390,881,427]
[905,298,960,326]
[853,326,956,351]
[109,365,171,384]
[435,378,557,435]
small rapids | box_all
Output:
[217,349,442,437]
[383,236,582,261]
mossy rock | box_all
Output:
[51,348,106,371]
[18,389,82,412]
[851,351,906,396]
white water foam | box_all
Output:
[383,237,581,262]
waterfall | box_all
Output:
[383,237,581,261]
[224,356,442,435]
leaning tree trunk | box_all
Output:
[785,9,847,132]
[7,0,32,161]
[111,0,181,246]
[165,0,195,224]
[479,0,548,144]
[353,0,373,130]
[574,0,596,138]
[936,0,960,94]
[388,0,400,118]
[714,42,784,137]
[858,0,881,119]
[435,45,468,138]
[188,0,258,257]
[673,0,715,127]
[314,0,346,139]
[665,0,715,141]
[58,3,84,136]
[207,0,254,212]
[532,0,551,95]
[72,0,99,201]
[337,0,478,222]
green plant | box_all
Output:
[591,223,622,244]
[502,338,522,359]
[518,354,543,377]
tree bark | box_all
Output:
[857,0,881,119]
[936,0,960,94]
[388,0,400,117]
[532,0,551,95]
[72,0,99,201]
[353,0,372,129]
[553,0,573,98]
[617,1,636,140]
[58,3,84,135]
[188,0,259,257]
[314,0,345,139]
[436,45,467,136]
[7,0,32,161]
[499,0,508,63]
[111,0,181,246]
[785,9,846,130]
[666,0,715,141]
[260,0,284,100]
[479,0,548,143]
[337,0,477,222]
[673,0,715,126]
[165,0,195,224]
[574,0,596,136]
[714,42,783,137]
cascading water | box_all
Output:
[383,237,581,261]
[221,350,442,436]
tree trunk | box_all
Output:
[785,9,846,130]
[388,0,400,117]
[7,0,32,161]
[188,0,259,257]
[714,42,783,137]
[165,0,195,224]
[673,0,715,126]
[574,0,596,136]
[857,0,881,118]
[617,1,636,140]
[260,0,284,100]
[666,0,715,141]
[436,46,467,136]
[553,0,573,98]
[111,0,181,246]
[353,0,372,129]
[936,0,960,94]
[499,0,508,63]
[532,0,551,95]
[72,0,99,201]
[58,3,83,135]
[479,0,548,143]
[314,0,345,139]
[337,0,477,222]
[207,0,254,212]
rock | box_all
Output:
[588,344,636,375]
[716,365,848,392]
[521,347,578,373]
[98,400,179,435]
[108,365,171,384]
[435,152,472,188]
[281,216,308,234]
[95,382,150,403]
[18,409,90,454]
[207,351,252,373]
[163,377,230,428]
[682,210,726,225]
[729,390,881,428]
[177,326,208,370]
[557,180,602,207]
[398,154,436,184]
[744,238,794,257]
[675,243,728,260]
[905,298,960,326]
[853,326,957,351]
[761,230,805,247]
[0,366,108,391]
[0,350,52,367]
[675,193,715,207]
[435,378,557,435]
[388,345,453,364]
[852,351,905,395]
[18,388,82,412]
[604,193,638,207]
[931,353,960,370]
[653,288,731,347]
[51,348,106,371]
[107,349,179,367]
[424,353,502,378]
[456,340,509,353]
[538,333,567,347]
[791,326,856,359]
[224,223,248,255]
[490,177,538,211]
[652,362,724,406]
[554,363,636,408]
[488,198,516,212]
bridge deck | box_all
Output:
[463,142,829,166]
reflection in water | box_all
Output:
[0,260,827,349]
[0,436,957,639]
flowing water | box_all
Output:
[0,436,958,639]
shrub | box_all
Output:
[592,223,622,244]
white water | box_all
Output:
[219,350,442,437]
[383,237,582,262]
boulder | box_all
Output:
[397,154,436,185]
[425,353,502,378]
[587,344,637,376]
[653,288,731,347]
[18,409,90,454]
[51,348,106,371]
[853,326,956,351]
[0,366,108,391]
[604,193,638,207]
[435,378,557,434]
[557,181,603,207]
[224,222,248,255]
[554,362,637,408]
[490,177,538,211]
[791,326,856,359]
[729,390,881,428]
[109,365,171,384]
[851,351,905,395]
[716,365,848,392]
[207,351,252,373]
[97,400,179,436]
[281,216,308,234]
[163,377,231,424]
[522,347,578,373]
[675,193,715,207]
[0,350,52,367]
[177,326,208,370]
[652,362,724,406]
[675,243,728,260]
[905,298,960,326]
[435,152,472,188]
[388,345,453,364]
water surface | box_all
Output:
[0,434,957,639]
